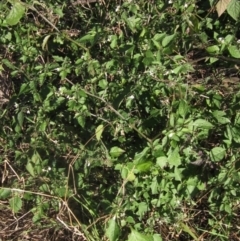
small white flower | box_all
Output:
[27,109,30,114]
[237,39,240,44]
[14,103,19,108]
[116,5,120,12]
[168,0,173,3]
[168,132,174,138]
[128,95,134,99]
[218,37,224,43]
[184,3,188,8]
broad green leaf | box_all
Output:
[210,147,226,162]
[9,196,22,213]
[110,146,125,158]
[136,161,153,173]
[168,148,181,167]
[212,110,230,124]
[127,229,153,241]
[96,124,104,141]
[193,119,213,129]
[228,45,240,58]
[178,100,188,118]
[105,218,120,241]
[156,156,168,168]
[127,171,136,182]
[6,2,25,26]
[0,189,11,199]
[26,162,35,177]
[162,34,175,47]
[77,116,85,128]
[153,234,163,241]
[206,45,219,54]
[227,0,240,21]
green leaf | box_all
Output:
[26,161,35,177]
[156,156,168,168]
[9,196,22,213]
[96,124,104,141]
[210,147,226,162]
[110,146,125,158]
[178,100,188,118]
[228,45,240,58]
[206,45,219,54]
[17,111,24,129]
[0,189,11,199]
[162,34,175,47]
[168,148,181,167]
[105,218,120,241]
[212,110,230,124]
[193,119,213,129]
[227,0,240,21]
[153,234,163,241]
[136,161,153,173]
[127,229,153,241]
[6,2,25,26]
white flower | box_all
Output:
[128,95,134,99]
[168,0,173,3]
[218,37,224,43]
[14,103,19,108]
[184,3,188,8]
[116,5,120,12]
[27,109,30,114]
[237,39,240,44]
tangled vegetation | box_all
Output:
[1,0,240,240]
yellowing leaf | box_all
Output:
[95,124,104,141]
[216,0,231,17]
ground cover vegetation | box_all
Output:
[1,0,240,240]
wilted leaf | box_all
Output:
[216,0,231,17]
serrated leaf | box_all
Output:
[216,0,231,17]
[156,156,168,168]
[105,218,120,241]
[9,196,22,213]
[110,146,125,158]
[228,45,240,58]
[96,124,104,141]
[6,2,25,26]
[193,119,213,129]
[162,34,175,47]
[227,0,240,21]
[210,147,226,162]
[127,229,153,241]
[168,148,181,167]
